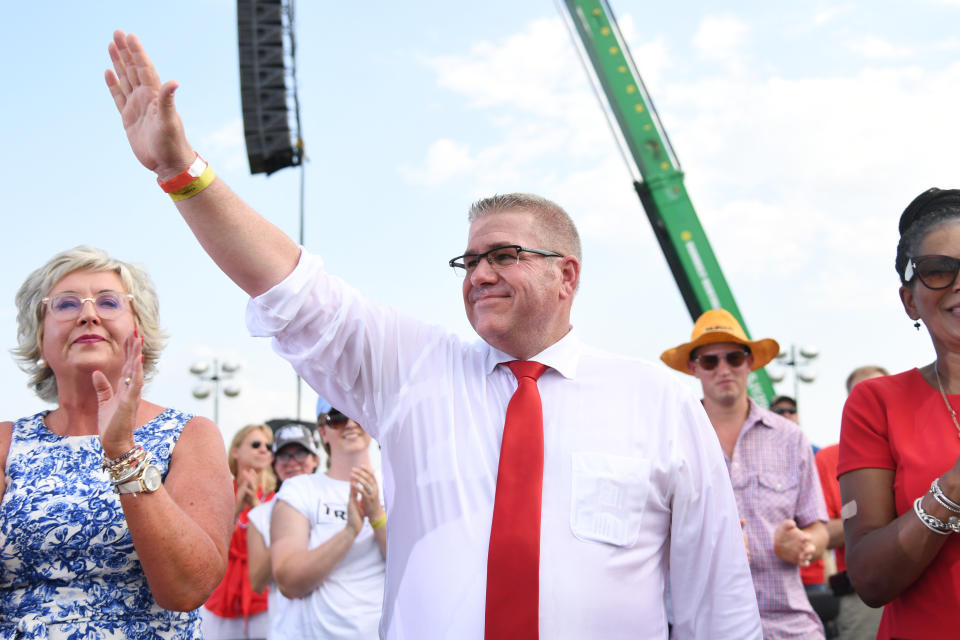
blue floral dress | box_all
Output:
[0,409,202,639]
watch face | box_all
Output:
[143,465,163,492]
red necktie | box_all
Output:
[485,360,548,639]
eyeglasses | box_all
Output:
[691,349,749,371]
[905,255,960,290]
[448,245,563,277]
[42,291,134,321]
[250,440,270,450]
[772,407,797,416]
[276,449,311,463]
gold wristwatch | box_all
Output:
[114,464,163,495]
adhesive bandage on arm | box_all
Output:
[841,500,858,521]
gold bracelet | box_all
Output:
[106,448,147,482]
[101,444,142,470]
[370,513,387,530]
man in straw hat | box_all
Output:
[662,308,829,640]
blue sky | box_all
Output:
[3,1,960,447]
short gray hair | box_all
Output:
[468,193,582,263]
[12,246,167,402]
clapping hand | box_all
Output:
[346,482,365,536]
[235,468,262,518]
[351,466,383,522]
[92,333,143,459]
[773,519,815,567]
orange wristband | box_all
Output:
[158,154,206,193]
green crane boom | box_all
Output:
[561,0,776,403]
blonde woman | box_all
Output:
[201,424,277,639]
[0,246,233,638]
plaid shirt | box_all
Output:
[724,400,828,640]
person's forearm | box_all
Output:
[172,178,300,298]
[374,525,387,557]
[123,489,229,611]
[274,527,357,599]
[248,529,271,593]
[826,517,844,550]
[846,495,950,606]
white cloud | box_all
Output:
[403,15,672,198]
[692,16,749,63]
[813,5,853,25]
[399,138,474,185]
[932,36,960,51]
[201,117,247,172]
[846,35,914,60]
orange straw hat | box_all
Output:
[660,308,780,374]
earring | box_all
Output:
[36,358,46,368]
[915,320,922,331]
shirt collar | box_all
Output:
[481,327,580,380]
[744,398,777,430]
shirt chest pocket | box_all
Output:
[570,452,650,547]
[757,472,798,517]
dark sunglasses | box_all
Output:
[692,349,749,371]
[250,440,270,450]
[324,417,349,429]
[905,254,960,290]
[772,407,797,416]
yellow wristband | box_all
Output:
[169,164,216,202]
[370,513,387,530]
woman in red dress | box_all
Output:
[840,188,960,639]
[200,424,277,639]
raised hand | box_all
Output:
[92,333,143,459]
[773,519,815,567]
[105,30,195,180]
[350,466,383,523]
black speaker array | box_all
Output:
[237,0,301,175]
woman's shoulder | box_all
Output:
[136,403,207,441]
[277,471,327,498]
[850,368,923,402]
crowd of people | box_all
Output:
[1,27,959,640]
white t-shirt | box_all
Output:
[246,249,761,639]
[247,498,287,640]
[273,472,385,639]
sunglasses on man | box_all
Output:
[772,407,797,416]
[691,349,750,371]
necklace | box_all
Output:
[934,362,960,439]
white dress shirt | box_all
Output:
[246,249,761,639]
